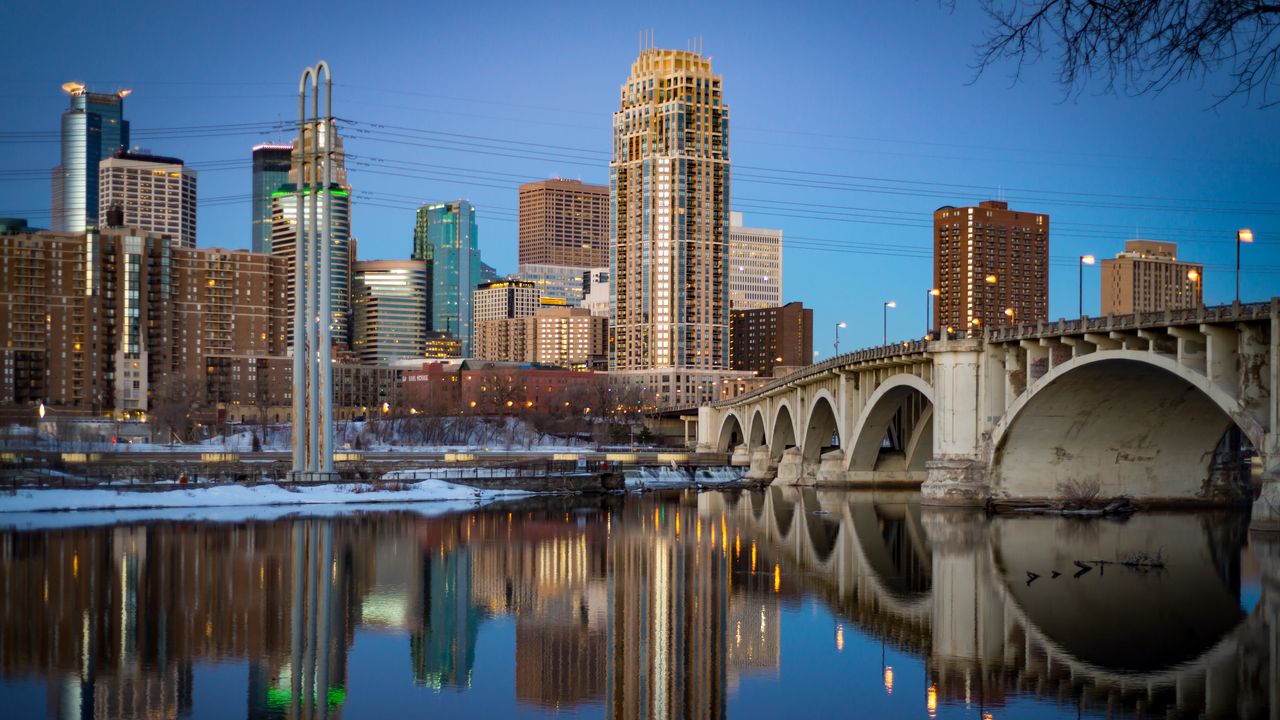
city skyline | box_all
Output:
[1,1,1277,353]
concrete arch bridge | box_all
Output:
[698,300,1279,509]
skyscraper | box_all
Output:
[250,144,292,253]
[1100,240,1203,315]
[99,151,197,247]
[610,47,731,372]
[52,83,130,234]
[352,260,430,364]
[518,178,609,267]
[728,211,782,310]
[413,201,481,356]
[270,123,352,347]
[934,200,1049,333]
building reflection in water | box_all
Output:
[0,491,1275,719]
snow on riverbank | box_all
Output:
[0,479,533,515]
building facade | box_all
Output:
[934,200,1049,332]
[611,48,731,374]
[251,144,292,253]
[511,263,591,307]
[99,152,198,247]
[52,83,130,234]
[532,306,608,369]
[1100,240,1204,315]
[518,179,609,267]
[352,260,430,365]
[581,267,610,318]
[730,301,813,378]
[473,280,540,325]
[270,185,352,347]
[414,201,481,356]
[728,212,782,310]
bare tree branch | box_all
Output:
[969,0,1280,106]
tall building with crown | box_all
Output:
[52,83,131,234]
[609,47,747,405]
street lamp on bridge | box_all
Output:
[1078,254,1096,317]
[1237,228,1253,304]
[926,288,940,340]
[1004,307,1015,327]
[883,301,896,345]
[834,321,847,356]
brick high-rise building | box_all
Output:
[1100,240,1203,315]
[611,47,731,377]
[934,200,1048,333]
[475,306,607,369]
[729,212,782,310]
[99,151,197,247]
[730,302,813,378]
[518,179,609,268]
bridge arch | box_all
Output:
[747,409,767,449]
[990,351,1263,501]
[846,374,935,472]
[715,410,745,452]
[801,390,842,463]
[769,401,798,459]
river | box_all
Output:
[0,488,1270,718]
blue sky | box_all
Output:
[2,0,1276,351]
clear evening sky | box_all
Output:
[2,0,1276,352]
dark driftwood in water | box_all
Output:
[1007,497,1138,517]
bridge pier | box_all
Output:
[921,340,991,506]
[729,443,750,467]
[744,447,776,482]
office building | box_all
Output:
[1101,240,1203,315]
[730,302,813,378]
[52,83,130,234]
[532,306,608,369]
[473,280,540,325]
[611,47,731,373]
[934,200,1049,332]
[270,122,353,347]
[512,263,591,306]
[729,212,783,310]
[518,178,609,267]
[414,201,481,356]
[251,144,292,253]
[99,151,198,247]
[352,260,431,365]
[582,267,610,318]
[480,260,501,284]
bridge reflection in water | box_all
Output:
[0,495,1273,718]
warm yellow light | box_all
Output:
[984,274,998,284]
[972,318,982,327]
[751,542,757,573]
[836,624,844,652]
[1004,308,1014,317]
[774,356,783,363]
[927,683,938,718]
[62,81,85,96]
[381,402,389,414]
[1188,269,1200,281]
[929,288,941,296]
[505,400,513,407]
[884,666,894,694]
[773,564,781,592]
[885,300,896,308]
[469,400,477,408]
[836,321,847,329]
[1239,228,1254,243]
[1081,254,1096,265]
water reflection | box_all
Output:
[0,490,1273,719]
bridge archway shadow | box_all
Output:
[769,403,797,459]
[802,394,840,464]
[991,354,1261,502]
[715,412,744,453]
[748,409,767,449]
[846,376,934,473]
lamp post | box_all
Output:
[834,321,847,355]
[1004,307,1015,327]
[883,301,896,345]
[927,289,940,339]
[1187,268,1202,306]
[1237,229,1253,304]
[1078,254,1095,317]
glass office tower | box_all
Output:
[52,83,131,234]
[251,144,292,253]
[413,201,481,356]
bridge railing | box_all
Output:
[710,338,932,408]
[986,299,1277,343]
